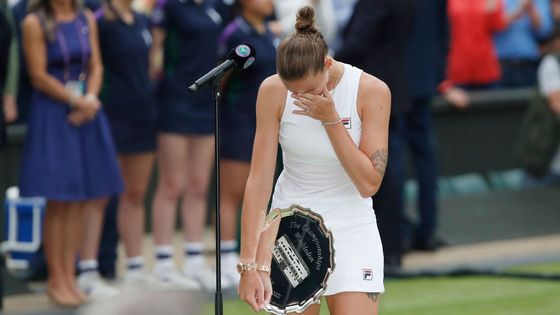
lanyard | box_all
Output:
[56,15,89,82]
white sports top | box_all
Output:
[271,63,377,231]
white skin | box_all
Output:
[22,0,105,306]
[238,56,390,315]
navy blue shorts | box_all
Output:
[220,111,255,162]
[108,118,157,154]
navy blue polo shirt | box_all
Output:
[219,16,277,113]
[152,0,222,101]
[96,10,157,123]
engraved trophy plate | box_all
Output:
[264,205,335,315]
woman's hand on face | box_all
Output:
[238,270,266,312]
[292,88,340,123]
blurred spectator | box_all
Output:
[441,0,533,108]
[542,0,560,54]
[336,0,414,270]
[269,0,337,46]
[12,0,33,124]
[218,0,277,288]
[10,0,119,281]
[150,0,222,291]
[553,0,560,20]
[213,0,236,25]
[330,0,357,52]
[1,0,18,146]
[11,0,102,124]
[96,0,160,288]
[495,0,553,88]
[520,26,560,185]
[404,0,447,252]
[19,0,123,306]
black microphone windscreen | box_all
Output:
[228,44,256,70]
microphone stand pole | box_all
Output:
[212,80,223,315]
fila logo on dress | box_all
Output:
[363,269,373,281]
[342,117,351,129]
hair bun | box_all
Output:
[295,6,317,34]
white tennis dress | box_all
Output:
[271,63,385,295]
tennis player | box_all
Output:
[238,6,390,315]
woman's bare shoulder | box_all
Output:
[358,72,391,114]
[257,74,288,118]
[259,74,287,96]
[22,13,41,31]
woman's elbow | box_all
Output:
[358,181,380,198]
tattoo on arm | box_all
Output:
[367,292,379,303]
[372,149,388,176]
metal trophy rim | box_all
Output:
[264,204,336,315]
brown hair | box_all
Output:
[277,6,328,81]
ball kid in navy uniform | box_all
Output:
[95,0,161,288]
[217,0,277,287]
[150,0,224,290]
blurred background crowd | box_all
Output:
[1,0,560,310]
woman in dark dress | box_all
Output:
[21,0,123,306]
[149,0,222,290]
[96,0,160,288]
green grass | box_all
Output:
[506,262,560,274]
[208,262,560,315]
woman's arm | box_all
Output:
[327,75,390,197]
[238,75,284,312]
[23,15,73,103]
[239,76,283,264]
[528,0,554,38]
[84,10,103,97]
[496,0,531,29]
[3,7,18,122]
[292,73,391,198]
[149,27,165,80]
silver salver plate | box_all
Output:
[263,204,335,314]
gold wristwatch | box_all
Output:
[236,262,257,275]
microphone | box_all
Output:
[188,43,256,92]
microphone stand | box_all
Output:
[211,80,224,315]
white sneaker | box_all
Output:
[153,265,200,290]
[77,272,120,301]
[221,254,241,289]
[122,270,171,291]
[183,262,233,292]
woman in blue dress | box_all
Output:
[217,0,277,288]
[96,0,160,289]
[150,0,223,290]
[20,0,123,306]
